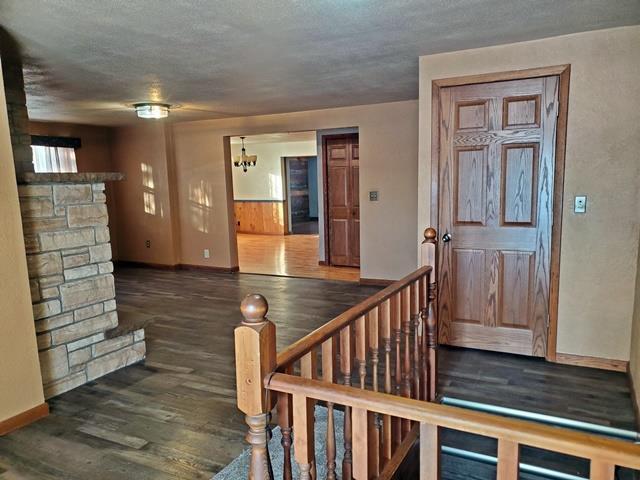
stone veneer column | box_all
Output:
[1,58,34,174]
[18,176,145,398]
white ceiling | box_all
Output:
[1,0,639,126]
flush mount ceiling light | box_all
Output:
[134,102,170,119]
[234,136,258,172]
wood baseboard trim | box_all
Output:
[115,260,179,270]
[359,277,395,287]
[179,264,239,273]
[0,403,49,436]
[555,353,628,372]
[115,261,239,274]
[629,369,640,431]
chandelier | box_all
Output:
[234,137,257,172]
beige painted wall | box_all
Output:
[231,140,317,201]
[418,26,640,361]
[0,57,45,422]
[630,235,640,413]
[168,100,418,279]
[28,121,121,257]
[110,122,181,266]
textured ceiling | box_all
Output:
[1,0,639,126]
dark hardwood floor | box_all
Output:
[0,267,636,479]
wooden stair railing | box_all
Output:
[234,228,439,479]
[266,373,640,480]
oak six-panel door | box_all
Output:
[438,76,559,356]
[326,134,360,267]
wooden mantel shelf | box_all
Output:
[16,172,125,184]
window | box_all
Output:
[31,145,78,173]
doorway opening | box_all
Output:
[284,156,319,235]
[229,130,360,282]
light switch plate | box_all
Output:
[574,195,587,213]
[369,191,379,201]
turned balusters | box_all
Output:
[401,286,412,435]
[368,308,381,476]
[419,275,429,402]
[391,292,403,446]
[380,299,393,461]
[410,280,421,401]
[321,337,338,480]
[355,315,367,389]
[278,366,293,480]
[340,324,354,480]
[300,350,317,478]
[234,294,276,480]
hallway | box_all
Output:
[236,233,360,282]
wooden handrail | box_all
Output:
[266,373,640,471]
[276,265,432,368]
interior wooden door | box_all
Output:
[326,134,360,267]
[438,76,559,356]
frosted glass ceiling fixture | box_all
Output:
[134,102,170,119]
[234,136,258,173]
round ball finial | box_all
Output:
[240,294,269,324]
[423,227,437,243]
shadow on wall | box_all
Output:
[189,179,213,234]
[141,162,158,217]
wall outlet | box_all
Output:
[369,190,379,201]
[574,195,587,214]
[145,240,151,248]
[203,249,210,259]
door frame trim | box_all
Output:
[322,133,360,267]
[430,64,571,362]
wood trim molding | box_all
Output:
[115,261,239,273]
[179,264,240,273]
[430,64,571,362]
[115,260,179,270]
[628,368,640,431]
[555,353,628,372]
[359,278,394,287]
[432,64,570,88]
[0,403,49,436]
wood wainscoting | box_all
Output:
[234,200,287,235]
[0,403,49,436]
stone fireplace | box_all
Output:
[2,48,145,399]
[17,173,146,398]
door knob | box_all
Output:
[442,232,452,243]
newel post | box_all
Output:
[421,228,439,401]
[235,294,277,480]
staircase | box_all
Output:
[233,228,640,479]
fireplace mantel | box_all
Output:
[17,172,125,184]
